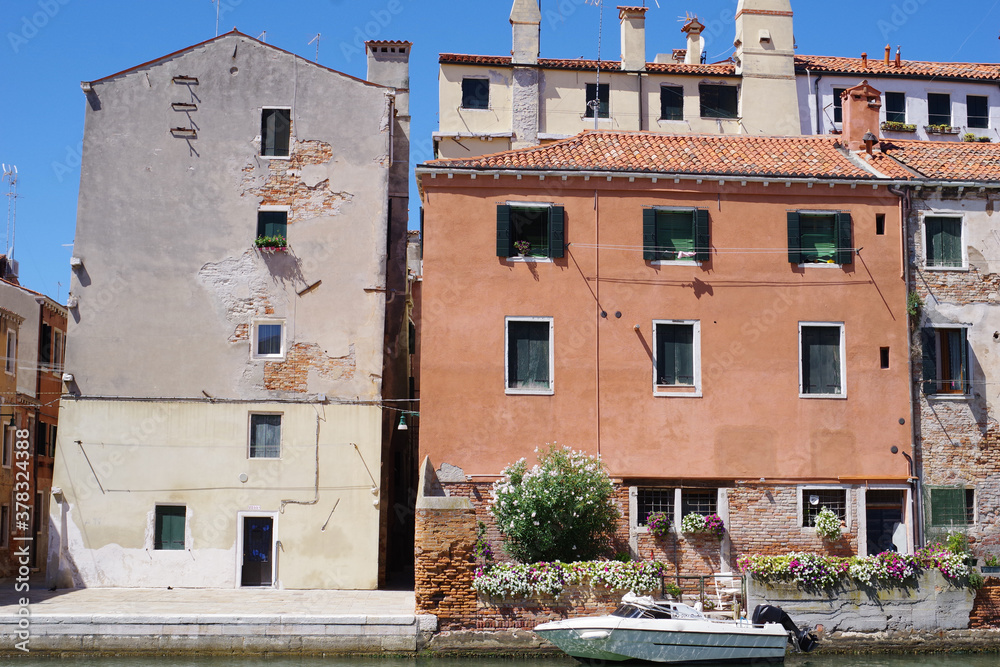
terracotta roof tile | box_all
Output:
[424,130,876,179]
[439,53,735,76]
[795,55,1000,82]
[880,139,1000,182]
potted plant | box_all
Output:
[646,511,672,539]
[926,124,958,135]
[880,121,917,133]
[982,555,1000,574]
[681,512,725,539]
[813,507,843,541]
[255,234,288,252]
[513,240,531,256]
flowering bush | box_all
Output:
[491,444,619,563]
[848,551,916,586]
[646,511,672,538]
[681,512,725,538]
[814,507,843,541]
[915,546,970,580]
[475,521,494,564]
[473,560,665,599]
[514,240,531,255]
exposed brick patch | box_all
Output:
[263,343,356,392]
[415,506,478,631]
[971,578,1000,628]
[229,323,249,343]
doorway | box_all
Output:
[240,515,274,587]
[866,489,906,555]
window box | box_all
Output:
[925,125,960,135]
[255,236,289,253]
[880,121,916,133]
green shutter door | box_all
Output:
[837,212,853,265]
[920,328,937,394]
[787,212,801,264]
[803,327,841,394]
[156,506,185,550]
[497,205,511,257]
[657,325,693,386]
[695,209,710,262]
[958,328,969,394]
[643,209,657,260]
[926,217,962,267]
[509,321,550,389]
[657,328,675,384]
[549,206,565,258]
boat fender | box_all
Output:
[751,604,819,653]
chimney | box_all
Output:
[681,16,705,66]
[895,46,901,68]
[733,1,798,135]
[510,0,541,65]
[619,6,648,72]
[861,52,868,68]
[841,80,882,151]
[884,44,891,66]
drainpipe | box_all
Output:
[810,71,824,134]
[637,72,645,132]
[890,184,924,549]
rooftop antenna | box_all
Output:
[584,0,604,130]
[308,33,322,63]
[2,164,18,261]
[257,30,266,42]
[211,0,220,36]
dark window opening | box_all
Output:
[257,211,287,242]
[885,92,906,124]
[655,324,695,387]
[967,95,989,129]
[40,322,52,365]
[928,93,951,126]
[637,488,674,527]
[507,320,551,391]
[700,84,738,119]
[801,325,842,395]
[833,88,846,124]
[922,327,968,395]
[261,108,291,157]
[876,213,886,236]
[880,347,890,370]
[802,489,847,527]
[585,83,610,118]
[154,506,186,550]
[681,490,717,517]
[461,78,489,110]
[496,205,564,259]
[660,85,684,121]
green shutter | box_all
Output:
[787,212,801,264]
[959,328,969,394]
[549,206,565,258]
[695,209,710,262]
[802,327,841,394]
[497,205,511,257]
[921,328,937,394]
[155,506,185,550]
[643,208,657,260]
[837,212,853,265]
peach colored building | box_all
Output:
[417,122,924,573]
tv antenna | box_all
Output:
[308,33,322,63]
[584,0,604,129]
[211,0,220,36]
[257,31,266,42]
[2,164,18,261]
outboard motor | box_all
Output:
[752,604,819,653]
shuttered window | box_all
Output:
[154,505,186,550]
[801,325,843,395]
[928,487,970,527]
[921,327,969,395]
[925,216,963,268]
[643,209,709,262]
[250,414,282,458]
[787,212,852,265]
[506,318,553,393]
[257,211,287,240]
[496,205,564,259]
[261,108,291,157]
[655,324,694,386]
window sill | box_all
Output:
[460,107,491,112]
[653,260,701,267]
[799,392,847,399]
[654,386,702,398]
[253,355,287,362]
[798,262,842,269]
[506,387,554,396]
[249,456,282,461]
[507,256,554,264]
[260,154,291,160]
[923,265,970,272]
[926,393,972,402]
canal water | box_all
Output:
[5,655,1000,666]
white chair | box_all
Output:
[713,573,742,613]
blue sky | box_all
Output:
[1,0,998,299]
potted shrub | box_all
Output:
[880,121,917,133]
[646,511,672,539]
[513,240,531,256]
[681,512,725,539]
[813,507,843,541]
[981,555,1000,574]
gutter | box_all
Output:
[809,70,823,135]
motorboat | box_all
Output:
[534,593,818,664]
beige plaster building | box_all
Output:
[46,32,413,590]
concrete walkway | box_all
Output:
[0,586,434,655]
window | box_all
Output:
[787,211,853,265]
[40,322,52,367]
[928,93,951,126]
[0,505,8,548]
[585,83,609,119]
[37,422,49,460]
[921,327,969,395]
[49,424,57,458]
[1,427,10,468]
[681,490,717,517]
[876,214,885,236]
[257,210,287,242]
[660,85,684,121]
[967,95,989,129]
[927,487,973,527]
[653,321,701,396]
[885,92,906,123]
[252,320,285,360]
[699,84,738,119]
[154,505,186,550]
[637,488,674,527]
[461,78,489,110]
[249,414,282,458]
[800,323,845,396]
[801,488,847,528]
[53,330,64,372]
[505,317,553,394]
[260,108,291,157]
[642,208,709,263]
[924,216,963,268]
[5,330,15,375]
[832,88,846,123]
[880,347,890,370]
[496,204,565,259]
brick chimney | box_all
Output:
[511,0,541,65]
[681,16,705,65]
[619,6,648,72]
[841,80,882,151]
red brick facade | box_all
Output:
[414,506,478,630]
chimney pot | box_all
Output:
[884,44,891,66]
[895,46,901,68]
[861,52,868,68]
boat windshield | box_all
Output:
[611,604,673,620]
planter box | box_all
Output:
[925,126,960,135]
[256,246,289,253]
[980,566,1000,576]
[880,122,916,133]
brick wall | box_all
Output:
[414,506,478,630]
[476,585,637,630]
[970,577,1000,628]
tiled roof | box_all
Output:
[424,130,877,179]
[439,53,736,75]
[880,140,1000,182]
[795,55,1000,82]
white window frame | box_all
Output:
[5,330,15,375]
[883,91,907,124]
[259,106,292,160]
[504,316,554,395]
[251,319,286,361]
[652,319,702,397]
[505,201,556,264]
[927,323,973,400]
[921,212,967,271]
[797,485,851,532]
[629,487,727,534]
[798,322,847,399]
[650,207,702,267]
[797,210,844,268]
[248,412,283,460]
